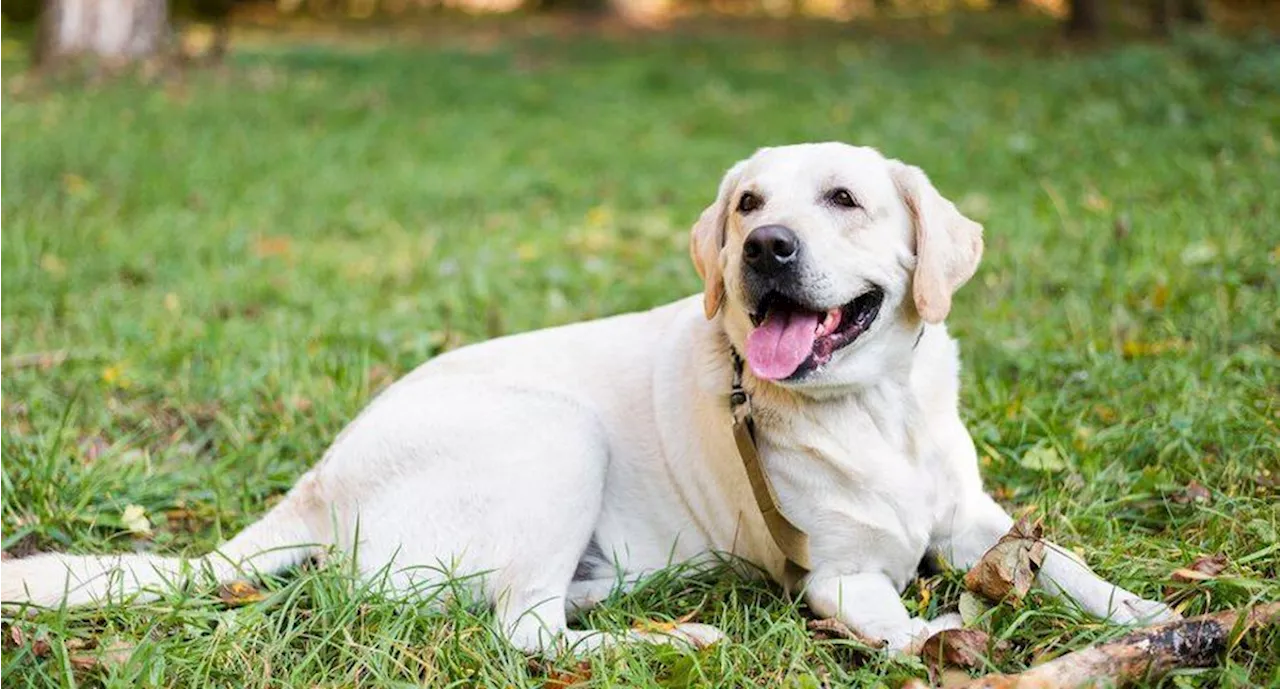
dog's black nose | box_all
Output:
[743,225,800,275]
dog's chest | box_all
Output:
[761,392,955,587]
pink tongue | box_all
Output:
[746,310,820,380]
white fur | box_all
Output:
[1,142,1176,654]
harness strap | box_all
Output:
[729,352,811,590]
[727,325,926,591]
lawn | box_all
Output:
[2,16,1278,688]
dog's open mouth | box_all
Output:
[745,287,885,381]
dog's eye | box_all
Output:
[737,192,763,214]
[828,188,860,209]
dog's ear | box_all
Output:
[890,161,984,324]
[690,160,748,319]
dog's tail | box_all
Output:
[1,473,327,609]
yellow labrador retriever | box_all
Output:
[2,142,1176,653]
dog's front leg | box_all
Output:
[937,493,1179,625]
[804,570,961,652]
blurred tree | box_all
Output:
[1150,0,1209,34]
[174,0,236,62]
[1065,0,1099,37]
[536,0,610,14]
[35,0,170,65]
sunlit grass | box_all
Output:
[2,19,1278,687]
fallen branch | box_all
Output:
[959,602,1280,688]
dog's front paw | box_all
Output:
[1112,597,1181,626]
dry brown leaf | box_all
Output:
[542,660,593,689]
[1172,480,1211,505]
[218,580,266,606]
[7,626,52,657]
[68,639,133,671]
[919,629,1003,685]
[1171,554,1228,583]
[963,517,1045,604]
[807,617,889,649]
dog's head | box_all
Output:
[690,142,982,390]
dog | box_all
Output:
[1,142,1177,653]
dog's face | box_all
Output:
[690,142,983,391]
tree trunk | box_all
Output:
[35,0,169,66]
[1150,0,1172,35]
[1065,0,1100,38]
[1177,0,1207,23]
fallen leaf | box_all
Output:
[918,628,995,681]
[78,435,111,463]
[68,638,133,671]
[1082,189,1110,212]
[964,517,1046,603]
[121,504,152,535]
[1122,339,1187,359]
[218,580,266,606]
[8,626,52,657]
[40,254,67,278]
[1172,480,1211,505]
[1171,553,1228,583]
[102,362,132,389]
[958,591,992,627]
[917,577,934,614]
[542,660,592,689]
[807,618,888,649]
[1017,443,1066,473]
[253,236,292,258]
[632,608,698,634]
[1150,283,1169,310]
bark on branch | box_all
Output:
[959,602,1280,689]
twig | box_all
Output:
[959,602,1280,688]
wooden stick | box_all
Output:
[959,602,1280,689]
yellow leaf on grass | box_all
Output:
[102,363,132,389]
[164,293,181,312]
[515,242,541,262]
[585,205,613,229]
[121,504,151,535]
[1123,339,1186,358]
[1151,283,1169,310]
[1082,189,1110,212]
[218,580,266,606]
[40,254,67,278]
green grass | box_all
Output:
[3,17,1279,688]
